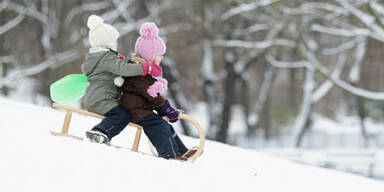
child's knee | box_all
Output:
[120,112,131,124]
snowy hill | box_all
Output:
[0,97,383,192]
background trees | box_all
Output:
[1,0,384,148]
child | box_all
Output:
[81,15,162,144]
[120,22,196,160]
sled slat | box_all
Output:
[52,103,143,152]
[53,103,105,119]
[179,113,205,161]
[61,111,72,135]
[132,128,142,152]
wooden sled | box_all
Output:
[51,103,205,161]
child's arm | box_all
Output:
[133,78,166,109]
[101,52,162,76]
[133,79,179,122]
[101,52,143,76]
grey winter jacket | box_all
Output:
[81,50,144,115]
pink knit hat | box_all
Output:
[135,22,166,61]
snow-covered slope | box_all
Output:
[0,97,383,192]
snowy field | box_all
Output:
[185,103,384,180]
[0,97,384,192]
[263,148,384,180]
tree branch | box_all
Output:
[5,0,49,25]
[0,49,82,87]
[213,39,295,49]
[0,14,24,36]
[64,1,110,27]
[311,24,370,38]
[301,44,384,101]
[311,53,347,104]
[321,37,364,55]
[266,54,309,69]
[221,0,280,21]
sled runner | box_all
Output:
[50,102,205,161]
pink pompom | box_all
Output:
[140,22,159,39]
[147,78,168,97]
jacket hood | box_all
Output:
[81,51,108,76]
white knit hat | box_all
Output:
[87,15,119,51]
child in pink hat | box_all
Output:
[135,22,169,97]
[119,22,197,160]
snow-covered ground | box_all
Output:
[263,148,384,180]
[0,97,384,192]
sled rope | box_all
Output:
[51,103,205,161]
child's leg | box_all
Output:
[169,125,188,155]
[138,114,184,159]
[93,105,131,140]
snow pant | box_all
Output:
[138,113,188,159]
[94,105,131,140]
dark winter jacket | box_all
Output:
[121,75,166,123]
[81,49,144,115]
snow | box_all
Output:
[348,39,366,83]
[263,148,384,180]
[311,114,383,135]
[201,40,214,81]
[0,97,384,192]
[370,1,384,17]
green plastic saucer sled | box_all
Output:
[50,74,89,105]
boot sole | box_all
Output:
[86,130,110,144]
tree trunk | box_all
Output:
[295,115,312,147]
[1,61,9,96]
[295,69,315,147]
[240,78,251,134]
[348,40,368,144]
[201,40,221,138]
[163,58,192,136]
[289,69,297,109]
[216,49,237,143]
[0,11,9,96]
[261,96,271,139]
[247,65,276,135]
[357,97,367,139]
[352,81,368,145]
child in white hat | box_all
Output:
[82,15,163,143]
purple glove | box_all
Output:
[156,100,179,123]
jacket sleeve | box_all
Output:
[133,78,166,109]
[101,52,144,76]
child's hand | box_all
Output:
[156,100,179,123]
